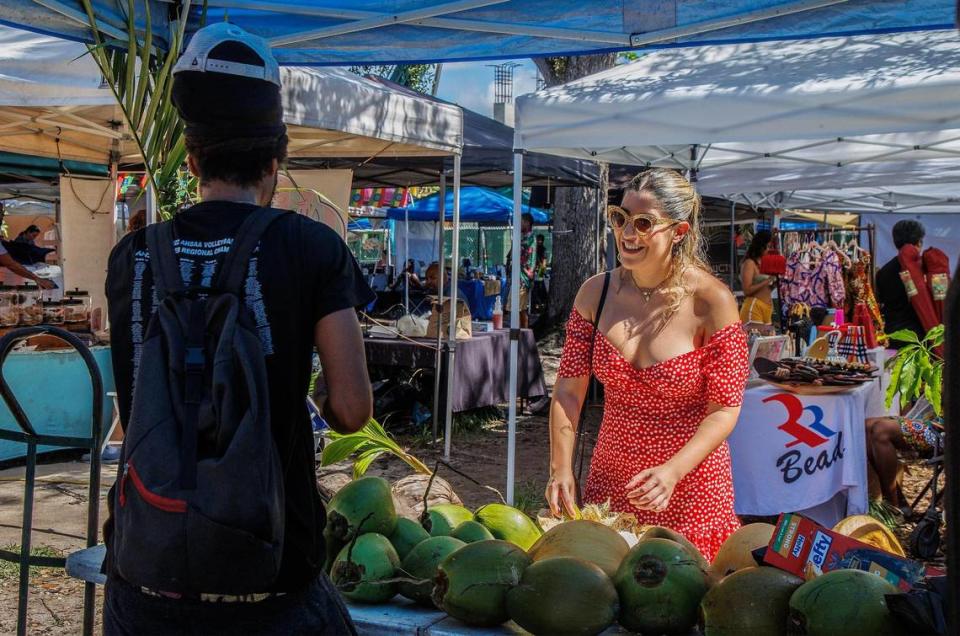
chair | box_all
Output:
[0,327,103,636]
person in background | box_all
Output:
[102,23,372,634]
[0,243,54,289]
[535,233,547,276]
[390,258,423,291]
[876,220,926,346]
[14,224,41,245]
[506,212,536,328]
[546,168,748,561]
[739,230,775,325]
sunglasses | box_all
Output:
[607,205,680,235]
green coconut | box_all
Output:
[474,503,542,550]
[389,517,431,561]
[701,566,804,636]
[433,539,532,627]
[788,569,902,636]
[450,520,495,543]
[326,476,398,543]
[614,537,712,634]
[421,503,474,536]
[330,533,400,604]
[323,526,345,574]
[528,519,629,578]
[507,556,619,636]
[398,536,466,606]
[641,525,711,572]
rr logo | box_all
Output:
[763,393,837,448]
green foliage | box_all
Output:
[322,418,432,478]
[80,0,204,217]
[349,64,441,95]
[884,326,944,416]
[0,544,63,580]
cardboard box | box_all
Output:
[763,513,926,591]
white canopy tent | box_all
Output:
[506,28,960,503]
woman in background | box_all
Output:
[739,230,775,325]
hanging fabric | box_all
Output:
[897,244,940,336]
[922,247,951,322]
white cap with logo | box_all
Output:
[173,22,280,87]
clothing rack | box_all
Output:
[775,224,877,284]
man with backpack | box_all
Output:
[103,23,373,634]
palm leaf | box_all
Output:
[322,419,432,477]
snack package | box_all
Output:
[763,513,926,591]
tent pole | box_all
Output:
[404,208,410,314]
[443,155,462,461]
[729,200,736,289]
[506,149,523,505]
[432,174,447,442]
[145,183,158,225]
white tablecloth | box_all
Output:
[729,380,887,527]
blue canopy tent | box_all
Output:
[387,186,548,223]
[0,1,952,64]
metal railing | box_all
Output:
[0,326,103,636]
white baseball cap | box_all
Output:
[173,22,280,87]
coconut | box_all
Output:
[327,476,398,543]
[421,503,474,536]
[388,517,431,561]
[474,503,542,550]
[640,525,710,571]
[433,539,532,627]
[392,474,462,519]
[527,519,629,578]
[614,537,712,634]
[709,523,776,579]
[832,515,906,556]
[397,536,466,606]
[450,520,495,543]
[701,566,804,635]
[788,569,902,636]
[507,556,619,636]
[329,533,400,604]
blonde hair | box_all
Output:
[625,168,712,315]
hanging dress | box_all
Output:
[559,310,750,561]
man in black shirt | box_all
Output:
[103,23,373,634]
[875,219,926,346]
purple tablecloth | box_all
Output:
[363,329,547,412]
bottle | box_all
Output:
[491,296,503,330]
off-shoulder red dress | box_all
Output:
[559,309,750,561]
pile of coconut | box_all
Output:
[322,476,908,635]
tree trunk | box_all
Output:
[533,54,616,331]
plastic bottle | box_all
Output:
[491,295,503,329]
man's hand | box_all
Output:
[34,277,54,290]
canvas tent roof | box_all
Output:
[514,29,960,197]
[0,24,463,177]
[304,76,597,187]
[735,184,960,215]
[387,186,549,223]
[0,1,952,65]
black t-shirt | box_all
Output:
[875,256,924,345]
[105,202,375,591]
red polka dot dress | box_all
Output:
[559,309,750,561]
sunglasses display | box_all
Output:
[606,205,680,235]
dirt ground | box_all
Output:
[0,333,946,633]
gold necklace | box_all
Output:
[623,269,667,303]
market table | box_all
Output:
[363,329,546,412]
[728,379,887,527]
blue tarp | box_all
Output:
[387,187,548,223]
[347,218,373,231]
[0,1,953,65]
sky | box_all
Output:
[434,59,540,118]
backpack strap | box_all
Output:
[574,271,611,496]
[145,220,185,298]
[213,208,288,295]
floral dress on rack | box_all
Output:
[559,310,750,561]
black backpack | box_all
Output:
[111,209,288,594]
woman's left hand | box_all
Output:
[626,464,682,513]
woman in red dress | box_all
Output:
[545,169,749,561]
